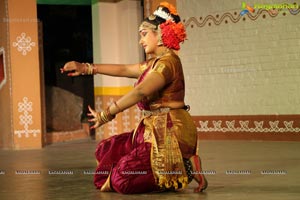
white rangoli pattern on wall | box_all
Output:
[13,33,35,55]
[14,97,40,138]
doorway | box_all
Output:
[37,5,95,143]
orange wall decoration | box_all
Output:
[0,0,43,149]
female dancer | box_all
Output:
[61,2,207,194]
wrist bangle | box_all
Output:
[84,63,93,75]
[82,63,88,75]
[87,63,92,75]
[105,106,115,121]
[81,63,96,75]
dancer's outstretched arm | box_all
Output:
[61,61,141,78]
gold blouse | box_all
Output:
[139,50,186,110]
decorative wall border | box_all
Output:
[183,7,300,28]
[193,115,300,141]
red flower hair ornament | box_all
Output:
[160,20,187,50]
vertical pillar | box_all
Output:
[92,0,143,141]
[8,0,42,149]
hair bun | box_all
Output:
[153,2,181,23]
[159,2,178,15]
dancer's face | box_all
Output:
[139,28,159,55]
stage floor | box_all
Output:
[0,139,299,200]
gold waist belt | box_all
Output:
[141,108,170,117]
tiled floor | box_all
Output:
[0,139,299,200]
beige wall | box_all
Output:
[93,0,143,87]
[92,0,143,140]
[178,0,300,115]
[177,0,300,140]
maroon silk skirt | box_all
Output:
[94,124,161,194]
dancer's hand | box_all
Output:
[87,105,115,129]
[60,61,85,77]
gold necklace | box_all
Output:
[156,48,170,59]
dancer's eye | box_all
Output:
[140,30,148,37]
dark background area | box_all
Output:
[37,5,94,130]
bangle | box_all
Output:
[82,63,96,75]
[86,63,92,75]
[97,107,115,124]
[82,63,88,75]
[82,63,98,75]
[113,101,122,113]
[104,106,115,121]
